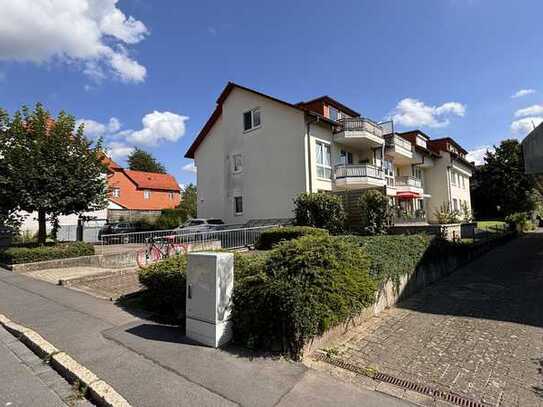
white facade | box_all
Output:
[189,84,473,225]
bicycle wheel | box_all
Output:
[136,247,163,268]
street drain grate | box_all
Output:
[314,352,491,407]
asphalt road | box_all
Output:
[0,266,411,407]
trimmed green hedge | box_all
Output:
[137,251,270,318]
[232,235,376,359]
[0,242,95,265]
[255,226,328,250]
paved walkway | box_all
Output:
[0,268,410,406]
[316,232,543,407]
[0,324,92,406]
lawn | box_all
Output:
[477,220,506,231]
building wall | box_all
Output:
[108,170,180,210]
[195,87,308,224]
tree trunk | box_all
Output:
[37,209,47,245]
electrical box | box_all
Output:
[186,252,234,348]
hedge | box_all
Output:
[137,251,269,318]
[232,235,376,359]
[0,242,95,265]
[255,226,328,250]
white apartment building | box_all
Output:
[185,82,473,225]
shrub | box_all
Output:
[294,192,346,234]
[232,235,376,359]
[358,190,390,235]
[433,202,461,224]
[461,201,473,223]
[342,234,433,283]
[505,212,534,232]
[255,226,328,250]
[0,242,94,264]
[137,251,270,318]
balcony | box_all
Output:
[334,164,386,190]
[334,118,384,148]
[385,134,413,164]
[395,176,423,196]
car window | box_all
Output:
[207,219,224,225]
[188,220,205,226]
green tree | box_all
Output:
[471,139,538,218]
[178,183,197,220]
[293,192,346,234]
[127,148,166,173]
[359,190,390,235]
[0,104,107,244]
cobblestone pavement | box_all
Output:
[318,233,543,407]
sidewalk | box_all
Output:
[0,324,91,407]
[0,267,410,407]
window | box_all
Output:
[340,150,353,165]
[144,190,151,199]
[234,196,243,215]
[451,171,457,186]
[315,141,332,179]
[413,167,423,180]
[233,154,243,173]
[328,106,339,121]
[452,198,458,211]
[461,175,466,189]
[243,108,261,131]
[112,187,120,198]
[168,192,174,200]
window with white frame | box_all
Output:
[112,187,120,198]
[243,108,261,131]
[232,154,243,173]
[461,175,465,189]
[168,192,174,200]
[144,190,151,199]
[451,171,457,186]
[234,196,243,215]
[452,198,458,211]
[340,150,353,165]
[315,141,332,179]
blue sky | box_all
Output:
[1,0,542,185]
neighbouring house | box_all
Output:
[522,122,543,174]
[184,82,473,225]
[19,156,181,234]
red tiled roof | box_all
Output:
[100,154,123,171]
[123,170,180,192]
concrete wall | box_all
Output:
[195,87,308,224]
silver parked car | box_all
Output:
[174,218,225,234]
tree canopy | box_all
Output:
[471,139,540,219]
[0,103,107,243]
[127,148,166,173]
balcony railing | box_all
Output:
[335,164,384,180]
[336,118,384,138]
[385,134,412,151]
[395,176,422,189]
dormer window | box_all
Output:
[112,187,120,198]
[328,106,339,121]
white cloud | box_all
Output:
[126,111,189,145]
[511,117,543,136]
[107,141,134,160]
[391,98,466,128]
[514,105,543,118]
[0,0,149,82]
[182,162,197,173]
[512,89,536,98]
[76,116,121,138]
[466,146,494,166]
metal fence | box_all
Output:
[99,225,277,250]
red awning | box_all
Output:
[396,192,421,199]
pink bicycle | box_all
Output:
[136,235,189,268]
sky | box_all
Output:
[0,0,542,185]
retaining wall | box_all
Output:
[302,232,516,356]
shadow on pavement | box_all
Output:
[397,232,543,329]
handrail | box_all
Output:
[395,175,422,188]
[385,134,412,151]
[336,117,384,137]
[334,164,384,179]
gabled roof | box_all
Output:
[428,137,468,155]
[123,170,181,192]
[296,96,361,118]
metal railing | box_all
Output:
[100,225,277,250]
[334,164,384,180]
[392,213,427,225]
[336,117,384,138]
[385,134,412,151]
[395,176,422,188]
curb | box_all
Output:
[0,313,131,407]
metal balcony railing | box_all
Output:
[395,176,422,188]
[385,134,412,151]
[336,117,384,138]
[334,164,384,180]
